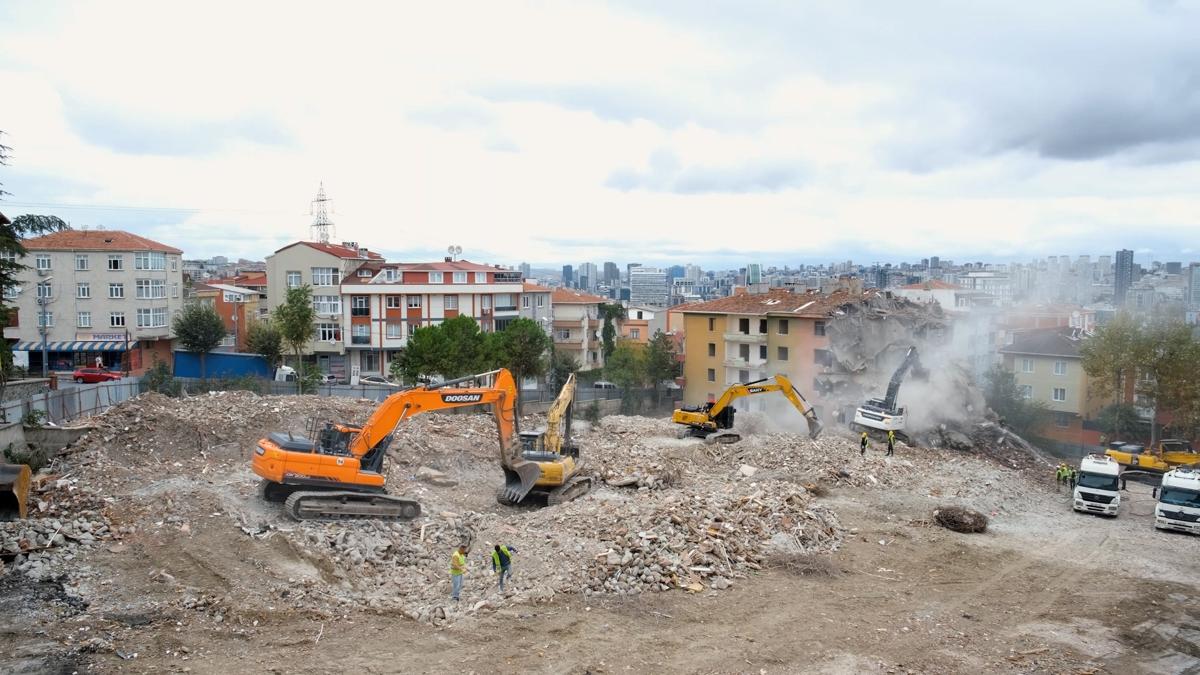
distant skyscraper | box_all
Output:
[629,267,669,307]
[1165,262,1182,276]
[929,256,940,269]
[578,262,598,290]
[684,264,702,282]
[626,263,641,282]
[518,262,531,279]
[1187,264,1200,309]
[562,265,574,288]
[747,263,763,285]
[1114,249,1134,305]
[603,262,620,285]
[666,265,685,282]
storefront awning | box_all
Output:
[13,340,139,352]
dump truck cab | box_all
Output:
[1155,467,1200,535]
[1072,453,1121,516]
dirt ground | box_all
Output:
[2,396,1199,674]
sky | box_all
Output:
[1,0,1199,270]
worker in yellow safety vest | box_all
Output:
[450,544,468,601]
[491,544,519,593]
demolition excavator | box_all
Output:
[672,374,823,444]
[852,346,924,437]
[501,372,591,506]
[252,368,588,520]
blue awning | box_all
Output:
[13,340,139,352]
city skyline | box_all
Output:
[3,2,1199,265]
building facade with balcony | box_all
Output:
[3,230,183,373]
[620,304,666,344]
[550,288,607,370]
[265,241,382,379]
[193,282,264,352]
[337,259,524,376]
[1000,327,1107,448]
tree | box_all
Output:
[274,285,316,392]
[1081,312,1141,407]
[983,365,1050,438]
[438,315,489,378]
[490,318,550,416]
[245,319,284,368]
[172,303,227,380]
[1096,403,1144,441]
[598,303,625,362]
[549,349,580,392]
[644,330,680,405]
[605,341,646,389]
[1131,320,1200,445]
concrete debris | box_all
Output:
[415,466,459,488]
[933,506,989,533]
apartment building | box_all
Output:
[629,267,669,307]
[999,327,1102,447]
[620,304,665,344]
[551,288,606,370]
[264,241,381,378]
[3,230,183,373]
[336,259,524,376]
[679,289,848,411]
[519,282,554,328]
[193,282,265,351]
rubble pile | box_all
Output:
[933,506,989,533]
[0,476,116,582]
[586,416,686,489]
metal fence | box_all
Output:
[2,379,143,425]
[171,379,630,404]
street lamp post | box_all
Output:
[39,276,54,378]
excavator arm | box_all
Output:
[542,373,576,456]
[672,374,824,441]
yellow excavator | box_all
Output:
[501,373,591,505]
[1105,439,1199,474]
[672,374,823,444]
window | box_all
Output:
[318,323,341,341]
[556,329,570,340]
[36,282,52,299]
[0,251,16,263]
[814,320,826,336]
[107,255,123,271]
[386,322,403,338]
[406,295,422,308]
[445,295,459,310]
[707,368,716,382]
[429,271,444,284]
[75,254,89,271]
[77,282,90,299]
[77,311,91,328]
[171,283,179,299]
[758,319,767,334]
[1018,385,1032,399]
[136,279,166,299]
[313,295,341,315]
[38,311,54,327]
[35,254,51,270]
[1054,412,1071,428]
[636,310,644,320]
[758,345,767,360]
[351,324,370,344]
[357,268,373,278]
[708,343,716,357]
[481,295,491,309]
[351,295,369,316]
[708,317,716,331]
[522,295,531,309]
[778,319,789,335]
[311,267,337,286]
[109,283,125,299]
[1052,387,1067,402]
[135,252,166,270]
[739,344,750,360]
[2,286,16,300]
[631,328,640,339]
[136,308,168,328]
[362,351,380,372]
[219,333,236,348]
[171,257,177,272]
[109,312,126,328]
[386,295,402,309]
[738,318,750,334]
[286,271,302,288]
[475,272,487,283]
[1054,360,1067,376]
[814,349,833,366]
[222,291,242,303]
[739,369,750,382]
[453,271,467,284]
[536,295,544,308]
[1021,358,1034,373]
[384,268,399,282]
[778,346,789,361]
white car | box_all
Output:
[359,375,399,387]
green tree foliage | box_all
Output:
[490,318,550,415]
[1132,320,1200,445]
[439,315,489,378]
[605,341,646,389]
[273,285,316,392]
[1080,312,1141,406]
[245,319,284,368]
[598,303,625,362]
[983,365,1050,438]
[549,349,581,392]
[1096,403,1144,441]
[644,330,680,404]
[172,303,227,380]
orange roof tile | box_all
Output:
[679,288,879,318]
[274,241,383,260]
[24,229,182,254]
[552,288,608,304]
[523,282,553,293]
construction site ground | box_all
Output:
[2,392,1199,674]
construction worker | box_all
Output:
[860,431,868,456]
[491,543,518,593]
[1068,467,1078,490]
[886,430,896,457]
[449,544,468,601]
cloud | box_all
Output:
[606,149,804,194]
[65,105,291,156]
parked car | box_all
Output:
[319,373,339,384]
[593,381,619,390]
[72,367,121,384]
[358,375,399,387]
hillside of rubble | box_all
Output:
[2,391,1199,673]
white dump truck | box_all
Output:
[1154,467,1200,535]
[1072,453,1121,516]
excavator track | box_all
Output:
[283,490,421,522]
[546,475,592,506]
[704,431,741,444]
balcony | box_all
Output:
[494,272,522,283]
[351,308,370,317]
[351,335,371,345]
[723,332,767,344]
[495,305,518,312]
[723,358,767,369]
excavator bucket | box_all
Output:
[499,459,543,505]
[806,415,824,440]
[0,463,32,521]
